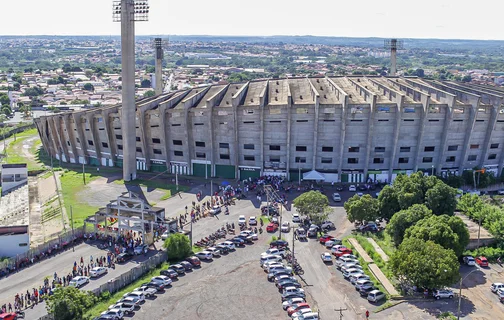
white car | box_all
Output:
[206,247,221,257]
[355,279,374,291]
[151,275,172,287]
[332,193,341,202]
[132,286,157,297]
[349,185,356,192]
[161,230,170,240]
[350,273,370,284]
[335,257,359,269]
[89,266,108,278]
[343,268,362,279]
[367,290,386,302]
[195,251,213,261]
[282,297,306,310]
[341,263,363,273]
[321,252,332,263]
[238,215,246,225]
[291,308,313,319]
[210,205,221,214]
[101,309,124,319]
[249,216,257,225]
[69,276,89,288]
[463,256,476,266]
[108,302,135,314]
[220,241,236,251]
[491,282,504,293]
[261,248,286,258]
[292,213,301,223]
[123,291,145,302]
[281,221,290,233]
[330,244,347,252]
[283,286,305,295]
[296,312,319,320]
[339,254,358,261]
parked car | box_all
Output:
[359,286,377,297]
[140,281,165,291]
[319,234,335,244]
[248,216,257,225]
[349,185,357,192]
[463,256,476,266]
[341,263,363,273]
[186,256,201,267]
[160,268,179,279]
[195,251,213,261]
[343,268,362,279]
[296,312,319,320]
[340,254,359,261]
[330,244,348,253]
[268,270,293,282]
[476,256,489,267]
[335,257,359,269]
[287,303,311,316]
[69,276,89,288]
[277,279,301,290]
[282,292,306,302]
[283,286,305,295]
[216,244,230,254]
[433,289,454,300]
[321,221,335,230]
[151,275,172,286]
[261,248,286,258]
[261,205,279,216]
[358,184,367,191]
[274,274,296,285]
[260,254,283,267]
[116,296,140,307]
[498,189,504,195]
[281,221,290,233]
[307,226,319,238]
[0,314,17,320]
[291,308,314,319]
[270,239,288,249]
[491,282,504,293]
[238,215,246,225]
[206,247,221,257]
[161,230,170,240]
[334,248,353,258]
[170,264,186,274]
[296,228,307,240]
[350,273,370,284]
[132,286,157,297]
[282,297,306,310]
[89,266,108,278]
[325,239,343,248]
[321,252,332,263]
[230,237,245,246]
[332,193,341,202]
[210,205,221,214]
[134,244,148,255]
[367,290,386,302]
[116,252,134,263]
[180,261,194,271]
[266,222,278,232]
[101,309,124,320]
[292,213,301,223]
[123,292,145,303]
[220,241,236,251]
[108,302,135,314]
[355,280,374,291]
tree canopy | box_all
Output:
[377,185,400,221]
[344,194,379,224]
[386,204,432,246]
[293,191,332,225]
[46,286,96,320]
[390,238,460,289]
[425,181,457,216]
[163,233,192,261]
[404,214,469,257]
[83,83,94,91]
[144,90,156,98]
[141,79,152,88]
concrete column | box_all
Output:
[337,96,348,182]
[120,0,137,181]
[436,100,455,175]
[312,96,320,170]
[159,106,170,171]
[185,109,193,175]
[260,101,265,173]
[286,84,293,180]
[48,117,63,161]
[87,114,102,163]
[102,110,117,166]
[388,97,404,182]
[54,116,70,163]
[413,96,431,172]
[390,49,397,76]
[73,114,89,164]
[155,55,163,95]
[138,110,150,171]
[363,95,377,179]
[480,106,498,168]
[459,104,478,171]
[62,115,79,163]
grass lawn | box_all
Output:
[5,129,45,171]
[114,178,190,200]
[60,170,100,228]
[83,262,170,319]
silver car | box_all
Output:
[433,289,454,300]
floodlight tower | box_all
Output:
[113,0,149,181]
[384,39,403,76]
[152,38,168,95]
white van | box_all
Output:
[260,254,282,266]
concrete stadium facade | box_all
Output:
[34,76,504,183]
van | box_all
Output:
[260,254,282,266]
[367,290,386,302]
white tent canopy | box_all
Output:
[302,170,326,181]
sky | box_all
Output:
[0,0,503,40]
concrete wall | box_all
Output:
[0,233,29,257]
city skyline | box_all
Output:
[0,0,503,40]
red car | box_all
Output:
[476,256,488,267]
[319,234,334,244]
[186,256,201,267]
[0,313,17,320]
[334,248,353,257]
[287,303,311,316]
[266,222,278,232]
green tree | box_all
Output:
[390,238,460,289]
[144,90,156,98]
[386,204,432,246]
[0,94,10,107]
[425,181,457,216]
[83,83,94,91]
[22,86,44,97]
[344,194,379,224]
[46,286,96,320]
[404,215,469,256]
[377,185,400,221]
[163,233,192,261]
[293,191,332,226]
[482,205,504,239]
[141,79,152,88]
[457,193,484,220]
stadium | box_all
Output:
[34,76,504,183]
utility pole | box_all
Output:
[70,206,75,252]
[186,206,192,246]
[82,160,86,185]
[298,167,301,186]
[278,205,283,239]
[175,165,179,191]
[291,223,295,265]
[334,307,348,320]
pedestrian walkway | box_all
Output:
[366,237,389,262]
[348,238,373,263]
[368,264,399,296]
[347,237,399,296]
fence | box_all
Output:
[91,251,168,296]
[0,225,86,272]
[0,123,35,141]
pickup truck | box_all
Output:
[132,286,157,297]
